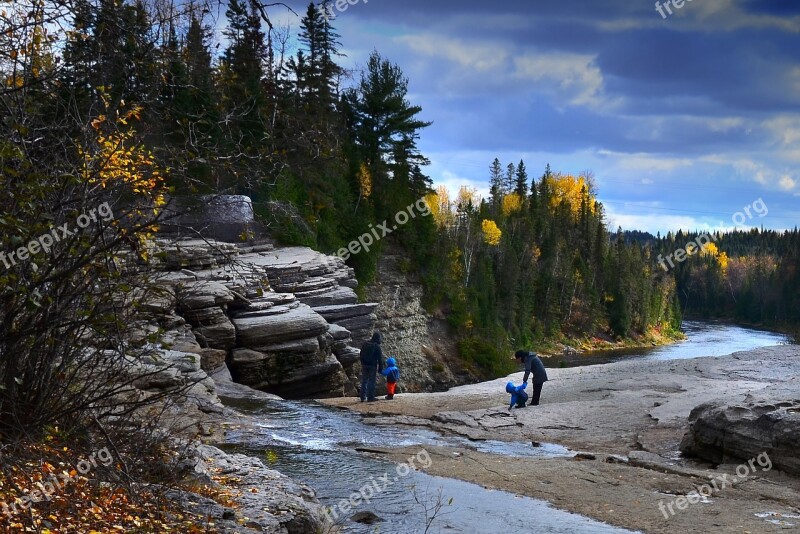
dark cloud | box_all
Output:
[269,0,800,230]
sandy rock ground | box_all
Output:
[323,345,800,533]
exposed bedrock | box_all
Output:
[680,398,800,475]
[147,237,378,398]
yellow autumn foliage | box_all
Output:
[717,251,729,273]
[77,104,166,259]
[548,174,595,217]
[701,242,728,272]
[501,193,523,216]
[701,242,719,257]
[457,186,479,211]
[481,219,502,246]
[357,162,372,199]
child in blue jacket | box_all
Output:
[381,357,400,400]
[506,381,528,410]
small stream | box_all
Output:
[221,397,631,533]
[221,321,791,533]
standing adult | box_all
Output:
[359,331,384,402]
[514,350,549,406]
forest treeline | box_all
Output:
[652,230,800,332]
[4,0,795,381]
[1,0,686,376]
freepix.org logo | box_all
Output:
[0,202,114,271]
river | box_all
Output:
[549,320,791,368]
[220,321,791,533]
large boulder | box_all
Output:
[680,399,800,475]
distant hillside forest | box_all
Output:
[3,0,795,377]
[650,230,800,332]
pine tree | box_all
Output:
[505,162,516,197]
[297,1,343,107]
[62,0,97,114]
[343,51,432,210]
[221,0,267,145]
[515,159,528,198]
[489,158,504,211]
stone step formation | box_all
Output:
[133,238,378,399]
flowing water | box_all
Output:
[548,320,791,368]
[221,397,632,533]
[221,321,791,533]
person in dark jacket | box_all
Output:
[359,331,384,402]
[514,350,549,406]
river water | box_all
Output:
[548,320,791,368]
[221,321,791,533]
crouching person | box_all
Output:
[506,381,528,411]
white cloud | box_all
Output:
[764,115,800,147]
[513,52,612,109]
[395,34,508,72]
[679,0,800,33]
[779,175,797,191]
[603,208,702,234]
[596,150,694,173]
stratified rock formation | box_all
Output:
[365,249,474,392]
[138,239,378,399]
[680,398,800,475]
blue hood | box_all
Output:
[386,357,396,367]
[506,381,515,393]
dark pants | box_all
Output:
[360,365,377,400]
[530,383,544,406]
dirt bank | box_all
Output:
[323,345,800,533]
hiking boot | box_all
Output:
[385,394,394,400]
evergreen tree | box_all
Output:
[221,0,267,146]
[505,162,516,197]
[515,159,528,198]
[343,51,432,216]
[297,1,343,107]
[489,158,504,211]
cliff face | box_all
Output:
[144,239,377,399]
[365,250,475,392]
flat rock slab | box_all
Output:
[313,303,380,321]
[177,281,235,310]
[233,305,328,346]
[295,286,359,307]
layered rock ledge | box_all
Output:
[136,239,379,399]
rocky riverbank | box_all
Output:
[323,345,800,533]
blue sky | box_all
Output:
[261,0,800,234]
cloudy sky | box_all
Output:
[264,0,800,234]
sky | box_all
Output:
[260,0,800,235]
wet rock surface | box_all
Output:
[325,345,800,534]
